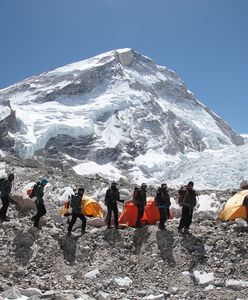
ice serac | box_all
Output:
[0,48,244,165]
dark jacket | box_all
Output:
[182,188,197,207]
[133,189,146,206]
[155,188,171,208]
[1,179,12,199]
[71,193,83,214]
[35,183,45,205]
[105,188,120,205]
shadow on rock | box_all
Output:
[181,233,207,282]
[13,228,39,266]
[103,228,122,247]
[156,229,175,266]
[59,234,77,265]
[133,226,150,255]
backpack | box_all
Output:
[132,186,139,204]
[27,184,38,198]
[154,188,161,207]
[178,185,187,206]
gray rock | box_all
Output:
[19,288,42,297]
[97,292,111,300]
[28,296,42,300]
[41,291,56,299]
[142,295,164,300]
[54,295,74,300]
[1,287,22,299]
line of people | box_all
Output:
[104,180,197,233]
[0,173,198,234]
[0,174,48,228]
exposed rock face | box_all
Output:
[0,109,17,152]
[0,49,244,161]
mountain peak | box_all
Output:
[0,49,245,188]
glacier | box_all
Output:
[0,48,246,190]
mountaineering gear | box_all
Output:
[71,191,84,214]
[27,184,38,198]
[105,184,123,228]
[220,189,248,221]
[0,174,14,221]
[155,184,171,230]
[0,215,10,222]
[118,197,173,227]
[31,181,47,228]
[133,184,147,228]
[155,185,171,207]
[178,185,187,206]
[178,182,197,231]
[68,188,86,234]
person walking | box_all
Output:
[32,178,48,228]
[178,181,197,234]
[133,183,147,228]
[105,181,123,229]
[155,183,171,230]
[68,187,86,235]
[0,173,14,222]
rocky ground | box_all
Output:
[0,156,248,300]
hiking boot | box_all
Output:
[0,216,10,222]
[158,225,165,230]
[178,228,183,233]
[107,225,112,229]
[34,226,41,230]
[114,225,119,230]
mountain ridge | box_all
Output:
[0,48,246,189]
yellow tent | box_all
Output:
[59,195,104,218]
[81,196,104,218]
[219,190,248,221]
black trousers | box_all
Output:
[68,213,86,232]
[179,206,193,229]
[136,204,145,227]
[33,203,46,227]
[158,207,168,228]
[106,202,119,227]
[0,197,9,219]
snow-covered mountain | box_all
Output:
[241,134,248,144]
[0,48,246,189]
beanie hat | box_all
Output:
[240,180,248,189]
[41,178,48,186]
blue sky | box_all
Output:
[0,0,247,133]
